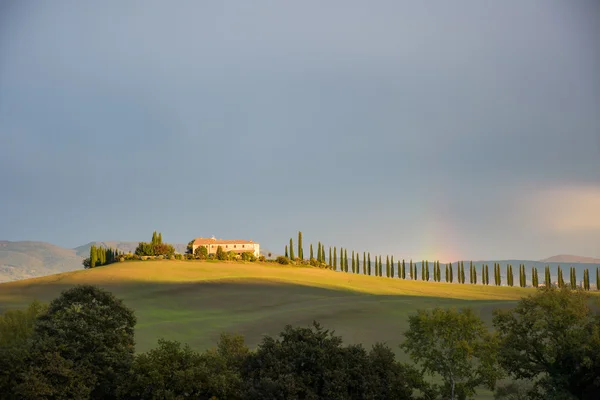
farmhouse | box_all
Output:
[192,237,260,258]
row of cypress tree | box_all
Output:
[284,232,600,290]
[86,245,123,269]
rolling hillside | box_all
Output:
[0,260,530,354]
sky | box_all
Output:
[1,0,599,262]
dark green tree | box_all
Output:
[363,252,366,275]
[289,238,295,261]
[284,245,288,258]
[298,231,304,261]
[391,256,395,278]
[402,307,501,400]
[494,288,600,399]
[402,259,406,279]
[333,247,337,269]
[352,251,356,274]
[368,253,372,276]
[558,266,564,289]
[329,247,332,267]
[29,285,136,399]
[310,244,314,260]
[545,266,551,288]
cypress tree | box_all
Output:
[449,263,454,283]
[363,252,366,275]
[352,251,356,274]
[379,256,383,277]
[333,247,337,269]
[545,265,551,287]
[532,267,538,288]
[310,244,314,260]
[409,260,413,279]
[289,238,295,260]
[584,269,589,290]
[368,253,371,276]
[558,266,564,288]
[445,264,449,282]
[157,232,163,245]
[597,267,599,291]
[461,261,465,284]
[570,267,575,290]
[402,259,406,279]
[391,257,395,278]
[345,249,349,273]
[386,256,390,278]
[298,232,303,260]
[285,245,288,258]
[421,262,425,281]
[90,245,97,268]
[473,264,477,285]
[329,247,332,267]
[152,231,158,245]
[485,264,490,285]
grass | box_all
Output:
[0,260,540,399]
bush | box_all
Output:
[157,255,164,260]
[119,257,125,262]
[276,256,290,265]
[241,252,257,262]
[194,246,208,260]
[258,255,266,262]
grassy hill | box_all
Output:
[0,260,530,353]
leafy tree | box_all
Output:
[216,245,227,260]
[118,334,247,400]
[29,285,136,399]
[0,300,47,347]
[242,322,424,400]
[186,239,195,254]
[194,246,208,259]
[401,307,501,400]
[493,288,600,399]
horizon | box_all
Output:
[1,1,599,261]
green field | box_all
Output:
[0,260,542,398]
[0,260,529,352]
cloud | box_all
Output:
[526,185,600,233]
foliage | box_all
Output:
[186,239,195,254]
[241,251,257,262]
[493,381,534,400]
[493,288,600,399]
[135,231,175,257]
[242,321,423,399]
[118,336,246,400]
[401,307,501,400]
[194,245,208,260]
[31,285,137,399]
[276,256,290,265]
[0,299,47,347]
[215,246,227,261]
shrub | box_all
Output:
[241,252,257,262]
[119,257,125,262]
[157,255,164,260]
[194,246,208,260]
[258,255,266,262]
[276,256,290,265]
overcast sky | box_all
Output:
[1,0,599,261]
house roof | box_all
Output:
[193,237,256,246]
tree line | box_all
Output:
[82,245,124,269]
[135,231,176,257]
[283,232,600,290]
[1,285,599,399]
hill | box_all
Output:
[0,241,83,282]
[540,254,600,264]
[0,260,530,354]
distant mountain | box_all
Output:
[0,241,83,282]
[540,255,600,264]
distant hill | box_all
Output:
[0,241,83,282]
[540,255,600,264]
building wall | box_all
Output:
[192,242,260,257]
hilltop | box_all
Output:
[540,254,600,264]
